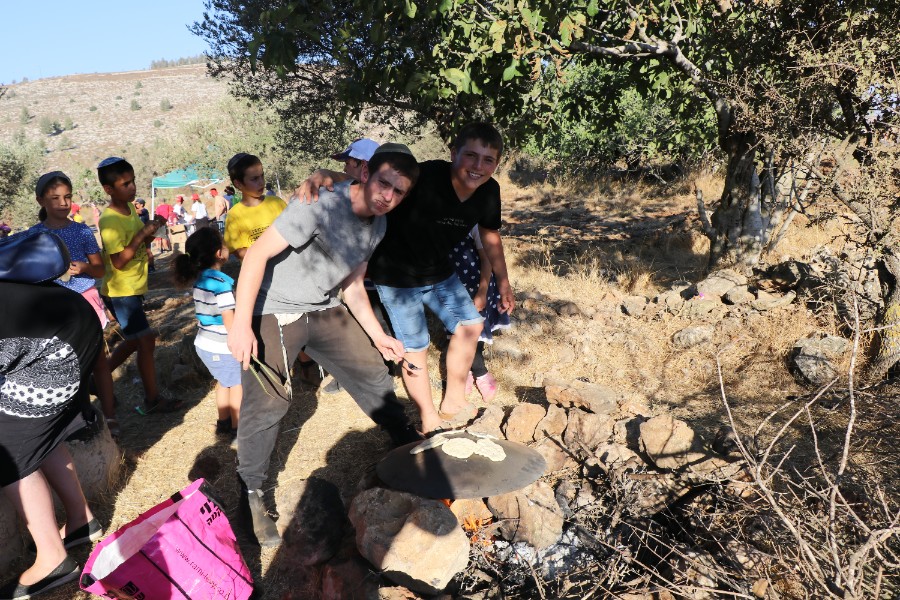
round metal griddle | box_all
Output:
[377,432,547,499]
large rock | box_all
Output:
[503,403,546,443]
[486,480,564,551]
[67,417,122,501]
[671,325,713,349]
[789,333,848,386]
[276,477,347,567]
[535,405,567,439]
[563,409,614,452]
[639,415,703,470]
[349,488,469,595]
[696,269,748,299]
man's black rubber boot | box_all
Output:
[240,486,281,547]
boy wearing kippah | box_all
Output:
[97,157,181,413]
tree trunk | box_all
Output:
[705,132,768,274]
[866,249,900,382]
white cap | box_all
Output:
[331,138,380,162]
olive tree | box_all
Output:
[193,0,900,375]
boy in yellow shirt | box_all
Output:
[97,157,181,413]
[223,153,287,260]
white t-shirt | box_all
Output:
[192,201,209,220]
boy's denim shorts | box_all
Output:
[376,274,484,352]
[196,347,242,388]
[105,295,152,340]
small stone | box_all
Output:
[654,289,686,311]
[535,405,567,439]
[486,481,564,551]
[467,404,505,438]
[790,346,839,386]
[569,383,619,415]
[639,415,703,470]
[556,301,581,316]
[672,325,714,349]
[751,289,796,311]
[522,298,541,311]
[793,333,850,358]
[595,442,640,468]
[621,295,649,316]
[752,579,768,598]
[723,285,755,305]
[503,403,546,443]
[696,269,748,298]
[612,416,647,448]
[449,498,493,526]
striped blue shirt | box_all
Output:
[193,269,235,354]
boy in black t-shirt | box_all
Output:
[296,123,515,433]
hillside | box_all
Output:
[0,64,228,172]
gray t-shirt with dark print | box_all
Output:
[254,181,386,315]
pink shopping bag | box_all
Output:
[80,478,253,599]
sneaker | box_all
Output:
[63,518,104,549]
[322,378,342,395]
[240,487,281,547]
[474,372,498,401]
[0,555,80,599]
[215,418,233,435]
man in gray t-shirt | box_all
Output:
[228,144,420,547]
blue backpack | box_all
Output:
[0,229,71,283]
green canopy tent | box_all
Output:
[150,167,224,214]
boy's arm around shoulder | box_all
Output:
[341,262,404,362]
[292,169,351,204]
[479,227,515,314]
[228,225,290,369]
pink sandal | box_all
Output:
[474,373,498,401]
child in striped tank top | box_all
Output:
[174,227,242,442]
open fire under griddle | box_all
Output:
[377,430,547,499]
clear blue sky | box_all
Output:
[0,1,211,84]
